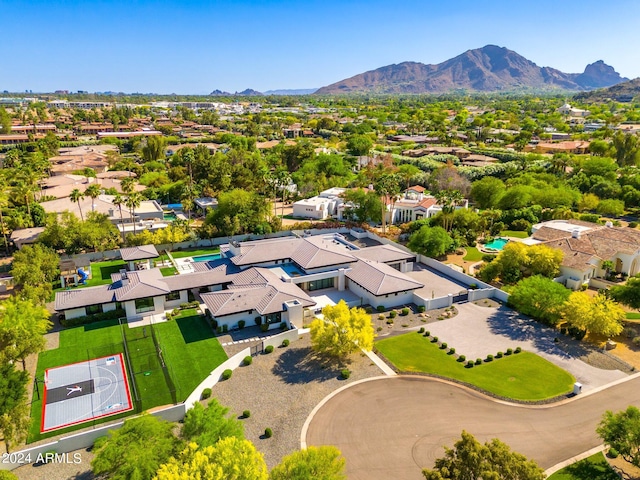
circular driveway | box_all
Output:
[305,375,640,480]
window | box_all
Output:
[165,291,181,301]
[135,297,155,314]
[86,304,103,315]
[307,277,334,291]
[265,312,281,324]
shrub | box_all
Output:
[431,336,438,343]
[222,324,228,333]
[506,348,513,355]
[386,318,394,325]
[365,306,373,314]
[378,314,385,320]
[377,305,385,312]
[401,308,410,316]
[282,339,290,347]
[630,222,639,229]
[633,336,640,347]
[255,316,262,325]
[216,326,223,334]
[243,410,251,418]
[496,351,503,358]
[448,347,455,355]
[475,358,482,365]
[418,327,424,333]
[389,310,397,319]
[424,331,430,337]
[469,283,478,290]
[560,327,567,335]
[211,319,218,330]
[514,347,522,354]
[466,360,474,368]
[280,322,287,330]
[341,369,351,379]
[180,301,200,310]
[377,326,383,332]
[485,354,494,362]
[201,388,212,400]
[440,342,447,349]
[608,447,619,458]
[264,428,273,438]
[222,369,232,380]
[457,355,466,362]
[623,327,637,338]
[60,308,126,327]
[417,306,426,313]
[238,320,246,329]
[243,356,253,366]
[264,345,274,354]
[260,324,269,332]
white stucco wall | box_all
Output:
[63,307,87,320]
[165,290,189,309]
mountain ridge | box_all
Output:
[315,45,628,94]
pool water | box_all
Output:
[485,238,508,250]
[163,213,177,221]
[192,253,221,262]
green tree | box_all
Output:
[0,470,19,479]
[205,189,270,236]
[596,198,625,217]
[561,292,625,337]
[310,300,375,359]
[0,296,52,369]
[422,431,544,480]
[610,274,640,309]
[85,184,102,212]
[612,130,640,167]
[408,225,454,258]
[470,177,506,209]
[374,173,401,233]
[155,438,268,480]
[508,276,571,325]
[182,399,244,448]
[597,406,640,467]
[125,192,142,236]
[11,244,59,305]
[70,188,85,221]
[112,193,127,244]
[91,414,182,480]
[0,362,29,452]
[270,446,346,480]
[479,243,562,285]
[341,189,382,224]
[0,107,11,135]
[397,164,421,190]
[577,193,600,212]
[141,135,167,162]
[346,134,373,156]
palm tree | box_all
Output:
[121,177,135,195]
[85,184,102,213]
[374,174,401,233]
[435,189,464,232]
[70,188,85,221]
[112,194,126,244]
[125,192,142,236]
[0,179,9,252]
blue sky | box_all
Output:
[2,0,640,94]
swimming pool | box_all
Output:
[192,253,221,262]
[484,238,508,251]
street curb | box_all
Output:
[543,445,605,477]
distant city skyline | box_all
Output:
[3,0,640,94]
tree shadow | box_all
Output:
[485,305,591,358]
[271,346,348,384]
[563,456,619,479]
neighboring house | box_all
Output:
[386,186,469,225]
[532,141,590,154]
[54,234,423,330]
[10,227,45,250]
[40,194,163,224]
[557,103,590,117]
[526,219,640,289]
[292,187,346,220]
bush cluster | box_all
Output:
[282,339,290,347]
[243,356,253,366]
[377,305,385,313]
[201,388,212,400]
[457,355,466,362]
[401,308,410,316]
[418,327,424,333]
[264,428,273,438]
[389,310,397,319]
[222,369,232,380]
[60,308,126,327]
[238,320,246,329]
[243,410,251,418]
[264,345,274,354]
[417,306,426,313]
[341,369,351,379]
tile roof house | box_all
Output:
[528,219,640,289]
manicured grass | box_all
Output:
[53,260,126,295]
[29,312,227,443]
[499,230,529,239]
[160,266,178,276]
[376,333,575,401]
[548,452,618,480]
[626,312,640,320]
[463,246,484,261]
[154,311,228,400]
[170,247,220,259]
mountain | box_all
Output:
[574,77,640,102]
[210,89,231,96]
[235,89,263,96]
[263,88,318,95]
[315,45,627,94]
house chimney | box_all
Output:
[572,229,580,239]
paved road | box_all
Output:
[305,375,640,480]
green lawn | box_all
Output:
[29,312,227,443]
[153,310,228,400]
[376,333,575,401]
[160,266,178,276]
[463,247,484,261]
[499,230,529,239]
[626,312,640,320]
[548,452,618,480]
[54,260,126,295]
[170,247,220,259]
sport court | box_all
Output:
[41,353,133,433]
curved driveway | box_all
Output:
[305,375,640,480]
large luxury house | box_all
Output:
[525,219,640,289]
[55,233,423,330]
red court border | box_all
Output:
[41,353,134,433]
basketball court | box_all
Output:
[41,353,133,433]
